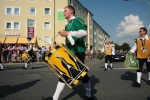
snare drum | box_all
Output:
[21,52,32,64]
[45,43,89,88]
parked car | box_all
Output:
[112,53,125,61]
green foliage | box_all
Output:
[115,43,130,51]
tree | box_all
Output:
[121,43,130,51]
[115,43,122,50]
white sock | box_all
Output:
[110,63,113,68]
[105,63,108,69]
[53,82,65,100]
[137,72,142,84]
[32,62,35,68]
[83,81,91,98]
[0,63,4,69]
[148,72,150,80]
[25,63,27,68]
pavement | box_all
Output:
[0,59,150,100]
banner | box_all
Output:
[27,19,35,37]
[57,9,65,21]
[27,27,34,37]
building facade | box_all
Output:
[0,0,110,49]
[93,20,110,51]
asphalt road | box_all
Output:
[0,59,150,100]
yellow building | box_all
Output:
[0,0,109,49]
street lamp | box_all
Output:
[125,0,150,23]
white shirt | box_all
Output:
[101,44,115,55]
[130,35,149,53]
[66,16,87,45]
[26,42,32,52]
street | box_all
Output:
[0,59,150,100]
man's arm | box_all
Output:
[101,47,104,53]
[69,30,87,38]
[130,43,137,53]
[112,47,115,55]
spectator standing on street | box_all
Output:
[2,44,8,63]
[101,40,115,70]
[12,44,19,63]
[18,44,24,62]
[49,46,52,52]
[7,45,13,63]
[53,41,57,49]
[0,42,4,71]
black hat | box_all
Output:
[27,37,31,41]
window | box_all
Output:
[5,21,20,30]
[14,8,20,15]
[44,22,50,29]
[44,36,51,44]
[44,8,50,15]
[44,0,51,2]
[75,3,78,10]
[5,7,20,15]
[70,0,73,5]
[6,22,12,29]
[30,0,37,1]
[14,22,20,29]
[83,11,86,17]
[30,7,36,15]
[80,8,82,14]
[6,7,12,14]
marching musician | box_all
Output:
[44,5,93,100]
[0,41,4,71]
[130,27,150,87]
[23,37,36,69]
[101,40,115,70]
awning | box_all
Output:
[5,37,18,44]
[17,37,28,44]
[17,37,38,45]
[0,37,6,43]
[31,38,37,44]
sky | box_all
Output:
[79,0,150,47]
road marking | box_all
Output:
[113,68,130,69]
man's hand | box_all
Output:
[58,30,70,37]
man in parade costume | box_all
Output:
[131,27,150,87]
[43,5,93,100]
[101,40,115,70]
[23,37,36,69]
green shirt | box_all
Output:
[65,17,87,54]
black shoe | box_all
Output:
[42,96,53,100]
[31,67,36,69]
[147,80,150,85]
[0,69,4,71]
[83,96,93,100]
[111,67,113,70]
[104,68,107,71]
[22,67,27,69]
[132,81,141,87]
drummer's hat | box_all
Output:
[27,37,31,41]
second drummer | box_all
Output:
[23,37,36,69]
[130,27,150,87]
